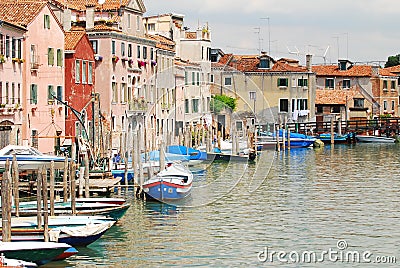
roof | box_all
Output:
[315,89,360,105]
[147,34,175,52]
[65,30,86,50]
[312,64,373,77]
[384,65,400,73]
[0,1,47,27]
[50,0,144,12]
[86,23,122,33]
[217,54,306,73]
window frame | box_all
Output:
[279,98,289,113]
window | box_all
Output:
[121,42,125,57]
[112,40,116,55]
[148,23,155,31]
[44,14,50,29]
[298,78,308,87]
[331,106,340,113]
[88,62,93,84]
[32,130,38,148]
[48,47,54,66]
[298,99,308,110]
[249,91,256,100]
[383,80,388,90]
[197,72,200,86]
[5,83,9,104]
[128,44,132,57]
[47,85,55,104]
[259,58,270,69]
[112,82,118,103]
[192,99,199,113]
[90,40,98,54]
[354,98,364,108]
[75,60,80,83]
[210,74,214,83]
[277,78,288,87]
[143,46,147,59]
[343,79,350,89]
[192,72,195,85]
[279,99,289,112]
[392,100,395,111]
[136,15,140,31]
[5,35,9,57]
[128,14,131,29]
[150,48,154,60]
[17,39,21,58]
[224,77,232,86]
[0,34,3,55]
[30,84,38,104]
[82,61,87,84]
[56,49,63,67]
[292,99,296,112]
[339,61,347,71]
[137,45,141,58]
[17,83,20,104]
[57,86,63,102]
[121,83,127,103]
[325,78,334,89]
[11,83,15,104]
[185,99,189,113]
[383,100,388,110]
[185,71,188,85]
[11,38,15,58]
[391,80,396,90]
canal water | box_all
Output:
[47,144,400,267]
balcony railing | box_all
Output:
[128,99,148,112]
[30,55,40,70]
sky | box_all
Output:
[144,0,400,66]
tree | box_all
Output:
[384,54,400,68]
[210,94,237,113]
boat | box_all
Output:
[142,162,193,201]
[316,133,353,144]
[7,215,115,229]
[0,255,37,268]
[17,203,131,221]
[167,145,207,165]
[2,221,115,247]
[257,130,316,149]
[0,242,76,265]
[356,135,396,143]
[0,145,66,170]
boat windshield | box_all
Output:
[2,147,43,156]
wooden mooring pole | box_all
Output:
[12,155,19,217]
[2,159,12,242]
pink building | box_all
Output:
[0,20,26,148]
[0,2,65,153]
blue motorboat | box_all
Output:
[142,162,193,201]
[257,130,316,149]
[317,133,352,144]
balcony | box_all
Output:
[30,55,40,71]
[127,99,148,114]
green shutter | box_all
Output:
[57,49,63,67]
[48,48,54,66]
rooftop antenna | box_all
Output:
[286,45,300,56]
[254,27,261,53]
[322,46,329,64]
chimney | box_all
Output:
[63,8,71,31]
[86,5,95,30]
[306,54,312,72]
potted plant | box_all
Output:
[0,55,5,64]
[12,57,19,63]
[112,55,119,63]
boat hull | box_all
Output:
[356,135,396,143]
[143,181,192,201]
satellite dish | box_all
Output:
[98,0,105,4]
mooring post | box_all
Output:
[12,155,19,217]
[2,159,12,242]
[49,161,55,216]
[42,168,49,242]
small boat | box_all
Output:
[316,133,353,144]
[0,255,37,268]
[257,130,315,149]
[8,215,115,229]
[142,162,193,201]
[2,221,115,247]
[0,242,76,265]
[167,145,207,165]
[0,145,66,170]
[17,203,131,221]
[356,135,396,143]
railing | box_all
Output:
[128,100,148,112]
[30,55,40,70]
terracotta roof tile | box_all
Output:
[65,30,85,50]
[312,64,373,77]
[49,0,133,12]
[384,64,400,73]
[147,34,175,52]
[315,89,360,105]
[86,23,122,32]
[0,1,47,27]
